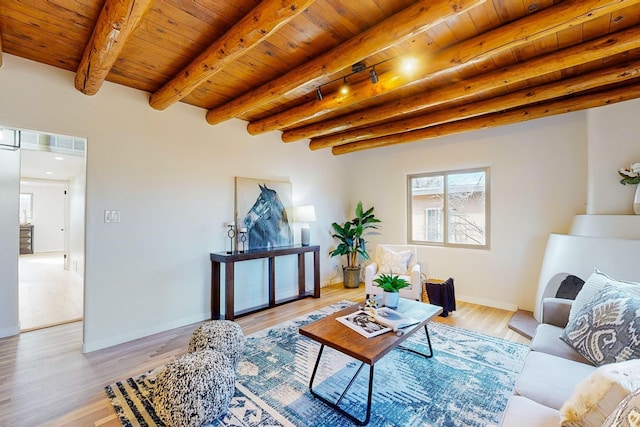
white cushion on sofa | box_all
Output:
[514,351,596,410]
[500,396,560,427]
[560,359,640,427]
[530,324,591,364]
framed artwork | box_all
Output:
[235,177,294,250]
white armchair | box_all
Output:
[365,244,422,301]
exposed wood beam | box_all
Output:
[248,0,637,136]
[204,0,486,125]
[74,0,153,96]
[149,0,315,111]
[283,25,640,142]
[311,60,640,149]
[331,83,640,155]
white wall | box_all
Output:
[349,113,588,311]
[0,148,20,337]
[20,180,66,253]
[0,54,350,350]
[587,98,640,215]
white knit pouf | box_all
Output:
[154,350,235,427]
[188,320,245,369]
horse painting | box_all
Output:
[243,184,293,249]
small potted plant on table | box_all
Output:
[373,273,410,309]
[329,201,380,289]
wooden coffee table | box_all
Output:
[298,299,443,425]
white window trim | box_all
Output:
[407,167,490,249]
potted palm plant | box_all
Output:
[373,273,410,308]
[329,202,380,289]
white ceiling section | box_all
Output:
[20,149,85,182]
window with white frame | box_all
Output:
[408,168,489,248]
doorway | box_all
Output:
[16,129,86,331]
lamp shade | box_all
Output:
[295,205,316,223]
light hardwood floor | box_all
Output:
[0,283,530,427]
[19,252,83,331]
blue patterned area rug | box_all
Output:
[106,301,528,427]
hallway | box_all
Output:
[19,252,83,331]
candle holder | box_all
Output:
[227,223,236,254]
[239,228,247,252]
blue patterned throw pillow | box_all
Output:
[561,285,640,366]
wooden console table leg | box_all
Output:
[268,256,275,307]
[298,252,305,296]
[313,248,320,298]
[212,261,221,320]
[225,262,235,321]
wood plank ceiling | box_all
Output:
[1,0,640,155]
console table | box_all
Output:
[210,245,320,320]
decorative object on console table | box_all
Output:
[238,228,247,252]
[294,204,316,246]
[617,162,640,214]
[226,222,236,253]
[235,177,293,250]
[329,201,380,289]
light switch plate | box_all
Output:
[104,210,121,223]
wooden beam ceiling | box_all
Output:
[75,0,153,96]
[332,83,640,155]
[250,0,633,137]
[148,0,315,111]
[283,23,640,151]
[204,0,486,125]
[3,0,640,155]
[300,25,640,147]
[312,60,640,150]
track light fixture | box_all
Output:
[311,55,412,100]
[339,77,349,95]
[351,61,367,73]
[401,57,418,75]
[369,67,378,84]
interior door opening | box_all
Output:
[14,128,87,332]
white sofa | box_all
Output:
[499,269,640,426]
[499,297,594,426]
[364,244,422,301]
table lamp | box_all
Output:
[295,205,316,246]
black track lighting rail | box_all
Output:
[314,57,392,100]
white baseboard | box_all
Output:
[82,312,209,353]
[456,293,518,312]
